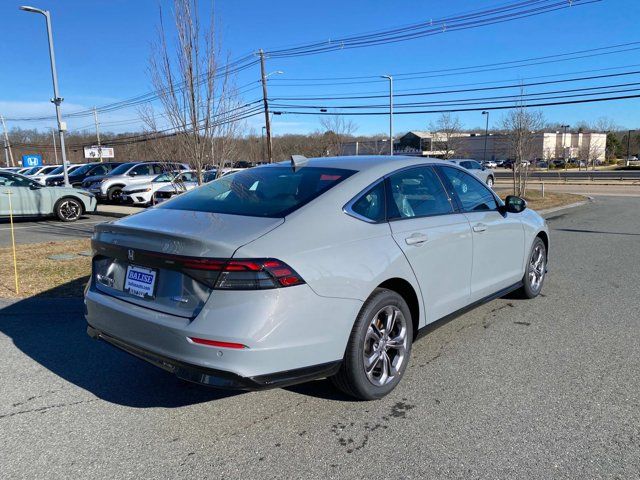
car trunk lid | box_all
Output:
[91,208,283,318]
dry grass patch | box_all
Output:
[0,239,91,299]
[496,189,585,211]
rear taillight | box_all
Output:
[146,253,305,290]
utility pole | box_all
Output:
[51,127,59,164]
[561,125,570,171]
[1,115,15,167]
[93,107,103,162]
[261,126,266,163]
[482,111,489,163]
[625,129,635,166]
[20,6,70,187]
[259,49,274,164]
[381,75,394,155]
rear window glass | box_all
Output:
[158,166,355,217]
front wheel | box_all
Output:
[332,288,413,400]
[107,186,124,203]
[517,237,547,298]
[55,198,82,222]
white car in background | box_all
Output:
[23,165,59,179]
[152,170,216,204]
[32,164,86,185]
[122,170,191,206]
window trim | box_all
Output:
[343,164,460,224]
[435,164,503,214]
[343,179,387,224]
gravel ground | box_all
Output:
[1,195,639,479]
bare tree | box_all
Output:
[318,115,358,156]
[142,0,240,184]
[500,94,545,197]
[429,113,463,159]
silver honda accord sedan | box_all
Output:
[85,156,548,400]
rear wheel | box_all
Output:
[332,288,413,400]
[55,198,82,222]
[517,237,547,298]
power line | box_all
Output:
[275,93,640,116]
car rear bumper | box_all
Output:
[87,324,340,390]
[84,283,362,382]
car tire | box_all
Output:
[107,185,124,203]
[517,237,547,299]
[332,288,413,400]
[486,176,494,188]
[55,197,83,222]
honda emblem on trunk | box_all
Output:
[128,249,135,261]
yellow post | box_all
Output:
[3,190,19,295]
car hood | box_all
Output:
[83,174,110,184]
[156,181,198,192]
[123,181,155,192]
[93,208,284,258]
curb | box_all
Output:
[92,206,144,219]
[539,196,593,218]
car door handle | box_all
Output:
[472,223,488,233]
[405,233,429,246]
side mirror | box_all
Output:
[29,183,42,190]
[129,171,137,177]
[500,195,527,214]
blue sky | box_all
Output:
[0,0,638,138]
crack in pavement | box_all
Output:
[0,398,98,420]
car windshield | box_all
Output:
[158,166,355,217]
[69,163,95,175]
[48,166,65,175]
[152,172,176,183]
[23,166,40,175]
[108,162,136,175]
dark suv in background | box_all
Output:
[46,162,121,187]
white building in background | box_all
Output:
[342,131,607,162]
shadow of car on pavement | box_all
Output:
[0,281,242,408]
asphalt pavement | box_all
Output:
[1,196,640,479]
[0,214,114,246]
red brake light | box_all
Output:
[144,252,305,290]
[189,337,247,349]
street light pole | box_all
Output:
[482,111,489,163]
[381,75,393,155]
[20,5,70,186]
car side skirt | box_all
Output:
[415,281,524,341]
[87,325,342,390]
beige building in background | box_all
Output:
[389,131,607,161]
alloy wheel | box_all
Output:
[529,243,546,291]
[59,200,81,220]
[363,305,408,387]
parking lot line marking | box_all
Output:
[0,219,106,231]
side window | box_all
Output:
[468,161,482,170]
[386,166,452,219]
[92,165,109,175]
[153,164,165,174]
[440,166,497,212]
[131,164,153,176]
[349,181,385,222]
[0,173,33,187]
[182,172,197,182]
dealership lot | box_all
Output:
[1,195,639,479]
[0,214,113,245]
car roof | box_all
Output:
[272,155,450,173]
